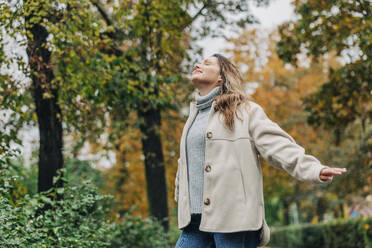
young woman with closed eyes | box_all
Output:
[174,53,347,248]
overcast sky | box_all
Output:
[5,0,295,168]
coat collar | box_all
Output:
[189,99,216,116]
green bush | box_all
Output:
[324,217,366,248]
[270,216,372,248]
[3,156,107,199]
[364,217,372,248]
[0,150,175,248]
[108,213,175,247]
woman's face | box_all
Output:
[191,56,221,87]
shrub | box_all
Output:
[0,150,175,247]
[270,216,372,248]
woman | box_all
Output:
[174,53,347,248]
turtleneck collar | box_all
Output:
[195,86,221,110]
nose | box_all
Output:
[193,63,201,70]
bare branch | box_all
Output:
[91,0,114,26]
[89,0,124,56]
[182,0,212,30]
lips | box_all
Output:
[193,69,202,74]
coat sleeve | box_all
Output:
[174,158,181,203]
[248,102,332,185]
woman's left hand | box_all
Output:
[320,167,347,181]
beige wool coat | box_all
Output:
[174,99,332,247]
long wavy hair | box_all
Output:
[210,53,252,131]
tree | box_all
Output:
[276,0,372,144]
[0,1,111,193]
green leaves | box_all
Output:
[0,151,174,247]
[303,59,372,130]
[277,0,372,133]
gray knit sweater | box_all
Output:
[186,86,221,214]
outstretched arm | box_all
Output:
[248,102,347,184]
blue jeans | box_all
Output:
[175,213,261,248]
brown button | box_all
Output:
[205,164,211,172]
[206,131,213,139]
[204,198,210,205]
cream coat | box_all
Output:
[174,99,331,247]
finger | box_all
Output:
[333,168,347,174]
[328,171,344,176]
[320,175,333,181]
[332,168,346,171]
[333,168,347,172]
[321,170,336,176]
[322,168,347,175]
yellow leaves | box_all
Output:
[311,215,319,224]
[69,49,76,57]
[347,98,353,107]
[317,101,324,109]
[127,80,139,93]
[106,55,116,63]
[29,16,42,24]
[339,109,348,117]
[3,11,11,19]
[105,26,115,33]
[26,30,34,39]
[119,143,126,151]
[42,92,53,99]
[365,223,370,230]
[331,96,342,109]
[332,102,343,110]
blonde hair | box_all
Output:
[211,53,252,131]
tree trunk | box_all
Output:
[282,199,290,225]
[138,105,169,231]
[25,16,64,193]
[316,196,326,222]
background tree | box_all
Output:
[0,0,113,194]
[276,0,371,144]
[275,0,372,219]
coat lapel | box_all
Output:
[180,101,198,159]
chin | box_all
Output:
[192,74,206,81]
[191,77,200,84]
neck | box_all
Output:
[195,86,221,110]
[198,84,220,96]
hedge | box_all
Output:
[270,216,372,248]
